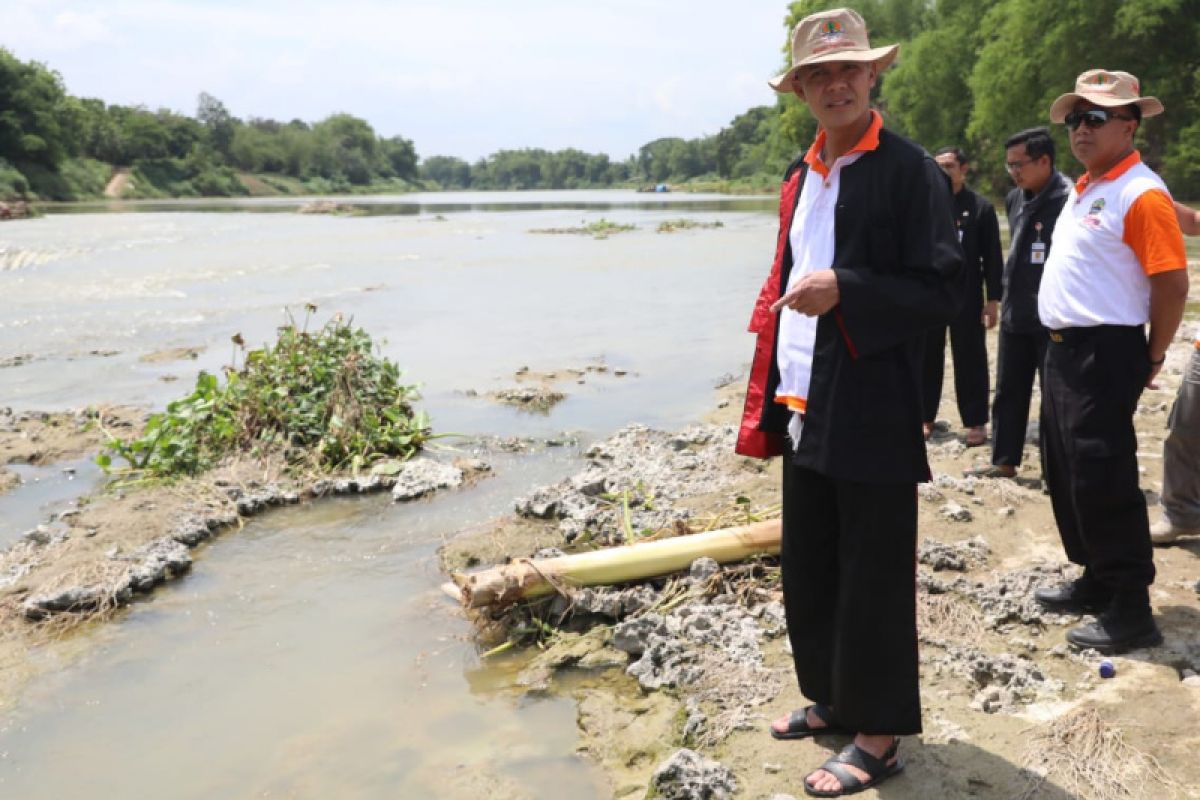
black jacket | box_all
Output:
[755,127,963,484]
[951,186,1003,317]
[1002,171,1071,333]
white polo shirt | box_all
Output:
[1038,151,1185,330]
[776,111,882,425]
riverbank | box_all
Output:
[439,328,1200,800]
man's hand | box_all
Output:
[981,300,999,329]
[1147,359,1164,390]
[770,269,840,316]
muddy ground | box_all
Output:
[441,326,1200,800]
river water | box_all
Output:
[0,191,775,798]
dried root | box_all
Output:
[1016,707,1187,800]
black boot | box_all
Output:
[1066,590,1162,654]
[1034,576,1112,614]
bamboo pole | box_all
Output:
[448,519,780,610]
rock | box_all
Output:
[532,547,567,559]
[1183,675,1200,688]
[390,459,464,501]
[21,525,55,546]
[572,586,659,619]
[689,557,720,582]
[171,517,213,546]
[650,749,737,800]
[940,502,973,523]
[491,386,566,412]
[763,763,783,774]
[515,423,737,545]
[757,601,787,637]
[577,647,630,670]
[616,603,765,690]
[918,537,990,571]
[997,506,1016,518]
[454,457,492,475]
[127,538,192,591]
[612,614,666,657]
[23,583,128,620]
[918,482,945,502]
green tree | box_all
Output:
[0,48,72,168]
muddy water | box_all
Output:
[0,451,614,798]
[0,192,774,797]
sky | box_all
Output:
[4,0,793,162]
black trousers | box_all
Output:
[991,328,1048,467]
[1041,325,1154,594]
[780,459,922,735]
[922,311,989,427]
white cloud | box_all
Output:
[1,0,791,159]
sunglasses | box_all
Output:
[1064,108,1133,130]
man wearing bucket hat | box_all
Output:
[1034,69,1188,653]
[736,8,962,797]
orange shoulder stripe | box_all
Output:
[1123,188,1187,276]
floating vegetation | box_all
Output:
[99,308,430,479]
[655,219,724,233]
[297,200,364,216]
[529,218,636,239]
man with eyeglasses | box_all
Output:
[1034,69,1189,653]
[966,129,1070,479]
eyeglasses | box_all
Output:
[1005,158,1035,172]
[1064,108,1133,131]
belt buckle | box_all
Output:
[1049,331,1064,343]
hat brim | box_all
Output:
[1048,91,1164,123]
[767,44,899,93]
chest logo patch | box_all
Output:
[1082,197,1106,229]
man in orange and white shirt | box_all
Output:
[1151,201,1200,545]
[1034,69,1188,653]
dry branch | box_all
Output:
[449,519,780,610]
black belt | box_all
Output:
[1047,325,1140,344]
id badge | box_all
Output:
[1031,241,1046,264]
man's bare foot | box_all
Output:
[805,733,898,794]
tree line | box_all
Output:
[3,0,1198,201]
[0,48,418,200]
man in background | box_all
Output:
[924,147,1003,447]
[1035,69,1188,653]
[967,129,1070,478]
[1151,200,1200,545]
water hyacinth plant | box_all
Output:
[99,308,430,479]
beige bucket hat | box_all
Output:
[768,8,899,93]
[1049,69,1164,123]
